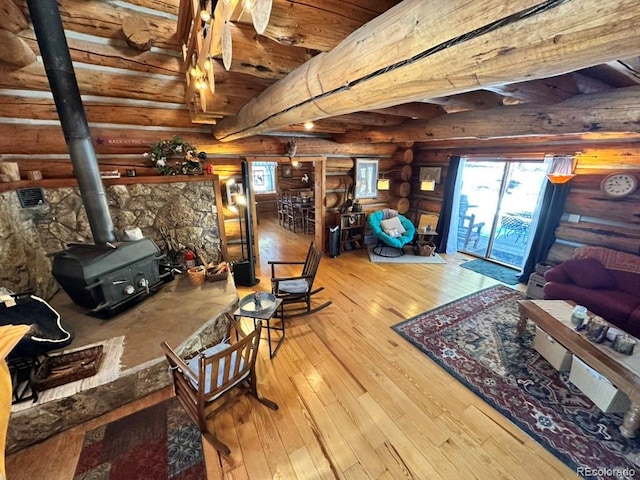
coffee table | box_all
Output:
[518,299,640,438]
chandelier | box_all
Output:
[185,0,273,110]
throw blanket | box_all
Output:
[382,208,398,220]
[574,246,640,274]
[0,325,31,480]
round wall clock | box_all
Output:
[600,172,638,198]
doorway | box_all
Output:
[457,159,548,268]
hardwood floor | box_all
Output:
[6,216,575,479]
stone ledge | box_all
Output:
[7,274,239,453]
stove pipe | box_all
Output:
[27,0,116,245]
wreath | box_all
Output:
[144,136,207,175]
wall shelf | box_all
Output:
[339,212,366,253]
[0,174,219,193]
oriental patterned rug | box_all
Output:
[73,397,206,480]
[392,285,640,479]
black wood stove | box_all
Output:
[29,0,168,317]
[52,239,168,317]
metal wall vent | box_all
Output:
[17,188,46,208]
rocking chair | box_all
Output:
[269,242,332,318]
[161,314,278,455]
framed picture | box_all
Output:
[282,165,293,178]
[420,167,442,184]
[253,168,265,186]
[226,181,244,206]
[354,158,378,199]
[418,213,439,233]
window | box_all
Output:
[252,162,277,193]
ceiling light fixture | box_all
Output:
[199,9,211,22]
[304,121,314,130]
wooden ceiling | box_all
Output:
[0,0,638,157]
[180,0,640,147]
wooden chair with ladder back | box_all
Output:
[160,314,278,455]
[269,242,332,318]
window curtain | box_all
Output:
[252,161,277,193]
[518,178,571,283]
[435,156,462,253]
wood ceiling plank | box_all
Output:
[18,30,182,75]
[15,0,180,49]
[224,22,314,79]
[580,63,640,88]
[605,58,640,85]
[426,91,505,113]
[0,95,193,128]
[485,77,581,105]
[367,103,446,120]
[0,61,186,104]
[262,0,398,51]
[213,0,640,142]
[0,0,29,33]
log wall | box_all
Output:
[413,145,640,263]
[548,146,640,262]
[0,0,399,262]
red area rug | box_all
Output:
[73,397,206,480]
[392,285,640,480]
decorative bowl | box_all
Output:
[238,291,277,316]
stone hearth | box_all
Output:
[7,273,238,453]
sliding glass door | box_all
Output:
[457,160,548,268]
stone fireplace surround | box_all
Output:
[0,176,234,452]
[0,176,225,300]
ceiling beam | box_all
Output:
[367,103,446,120]
[484,76,581,105]
[605,58,640,85]
[223,23,314,79]
[262,0,400,51]
[333,86,640,144]
[212,0,640,142]
[425,91,505,113]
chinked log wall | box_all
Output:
[411,146,640,263]
[407,150,450,226]
[547,146,640,263]
[325,148,414,215]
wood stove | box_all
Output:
[52,239,168,316]
[29,0,167,317]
